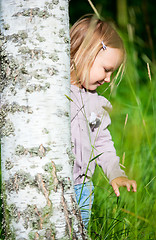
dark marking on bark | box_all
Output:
[38,144,47,158]
[51,161,59,192]
[12,8,50,19]
[63,36,70,44]
[4,171,34,193]
[49,52,59,62]
[61,183,76,239]
[4,169,54,195]
[15,144,51,158]
[0,35,29,92]
[26,82,50,93]
[60,6,65,11]
[52,0,59,5]
[45,1,54,10]
[47,67,58,76]
[59,29,65,38]
[8,204,19,223]
[5,159,14,170]
[24,174,55,238]
[18,46,46,60]
[1,120,15,137]
[42,128,49,134]
[36,173,51,207]
[64,111,69,117]
[36,33,46,42]
[60,183,88,240]
[3,170,56,237]
[1,184,16,240]
[59,28,70,44]
[6,31,28,45]
[70,195,86,238]
[59,177,72,192]
[0,102,33,137]
[66,147,75,167]
[43,161,61,192]
[2,24,10,30]
[66,48,70,57]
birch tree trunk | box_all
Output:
[0,0,86,239]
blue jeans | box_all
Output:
[74,181,94,228]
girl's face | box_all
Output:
[82,47,124,91]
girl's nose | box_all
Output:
[104,77,111,83]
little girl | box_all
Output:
[70,15,137,228]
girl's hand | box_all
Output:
[111,177,137,197]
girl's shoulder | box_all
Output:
[71,84,112,110]
[90,91,112,112]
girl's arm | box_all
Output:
[94,127,137,196]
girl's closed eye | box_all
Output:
[104,68,110,73]
[104,66,114,73]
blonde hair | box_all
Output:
[70,15,126,87]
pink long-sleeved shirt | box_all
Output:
[71,85,126,185]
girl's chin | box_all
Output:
[88,86,98,91]
[82,83,98,91]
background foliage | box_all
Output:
[1,0,156,239]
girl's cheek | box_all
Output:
[99,68,106,78]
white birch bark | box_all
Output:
[0,0,87,239]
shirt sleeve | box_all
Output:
[93,110,127,183]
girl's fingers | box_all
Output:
[126,183,131,192]
[111,182,120,197]
[111,178,137,196]
[123,180,137,192]
[131,180,137,192]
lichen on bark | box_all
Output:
[18,46,46,60]
[4,170,35,193]
[12,8,51,19]
[66,147,75,167]
[26,82,50,93]
[5,159,14,170]
[1,184,16,240]
[15,144,51,158]
[0,38,29,92]
[1,119,15,137]
[0,102,33,137]
[3,170,55,235]
[6,30,28,45]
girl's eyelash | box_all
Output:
[105,68,114,73]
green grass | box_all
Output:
[88,38,156,239]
